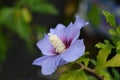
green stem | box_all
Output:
[78,63,104,80]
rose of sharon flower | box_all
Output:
[32,16,88,75]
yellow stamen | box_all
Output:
[48,33,65,53]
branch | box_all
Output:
[78,63,104,80]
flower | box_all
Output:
[32,16,88,75]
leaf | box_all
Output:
[0,29,8,62]
[0,7,14,23]
[21,7,32,23]
[0,7,18,31]
[95,40,113,66]
[103,11,117,28]
[116,41,120,53]
[103,54,120,67]
[77,57,90,67]
[87,4,100,26]
[77,52,90,67]
[112,68,120,80]
[30,2,58,15]
[116,25,120,34]
[36,26,47,39]
[59,69,87,80]
[109,29,117,35]
[16,16,31,40]
[20,0,58,15]
[96,54,120,70]
[15,14,32,48]
[96,69,112,80]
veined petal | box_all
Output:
[59,59,68,66]
[50,24,66,40]
[74,15,89,29]
[60,39,85,62]
[32,56,49,66]
[37,35,55,56]
[41,55,62,75]
[65,16,88,43]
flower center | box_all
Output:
[48,33,65,53]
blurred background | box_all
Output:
[0,0,120,80]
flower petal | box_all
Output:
[50,24,66,40]
[59,59,68,66]
[65,16,88,43]
[37,35,55,55]
[41,56,62,75]
[60,39,85,62]
[32,56,49,66]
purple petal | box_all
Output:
[59,59,68,66]
[60,39,85,62]
[50,24,66,40]
[41,56,62,75]
[32,56,49,66]
[65,16,88,43]
[74,15,89,29]
[37,35,55,56]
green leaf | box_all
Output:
[20,0,58,15]
[16,16,31,40]
[95,40,113,66]
[109,29,117,35]
[103,54,120,67]
[30,2,58,15]
[21,7,32,23]
[36,26,47,40]
[87,4,100,26]
[0,7,14,23]
[59,69,87,80]
[112,68,120,80]
[96,69,112,80]
[77,52,90,67]
[0,29,8,62]
[96,54,120,69]
[0,7,18,31]
[77,57,90,67]
[116,41,120,53]
[116,25,120,34]
[15,14,32,48]
[103,11,117,28]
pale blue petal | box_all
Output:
[59,59,68,66]
[41,55,62,75]
[37,35,55,56]
[74,15,89,29]
[50,24,66,40]
[60,39,85,62]
[32,56,49,66]
[65,16,88,44]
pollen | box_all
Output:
[48,33,65,53]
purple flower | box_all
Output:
[32,16,88,75]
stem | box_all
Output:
[78,63,104,80]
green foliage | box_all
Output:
[36,26,47,39]
[87,4,100,26]
[0,29,8,62]
[95,40,114,67]
[59,69,87,80]
[96,69,112,80]
[95,40,120,70]
[116,41,120,53]
[101,54,120,68]
[0,0,58,62]
[77,52,90,67]
[20,0,58,15]
[0,7,14,23]
[103,11,117,28]
[112,68,120,80]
